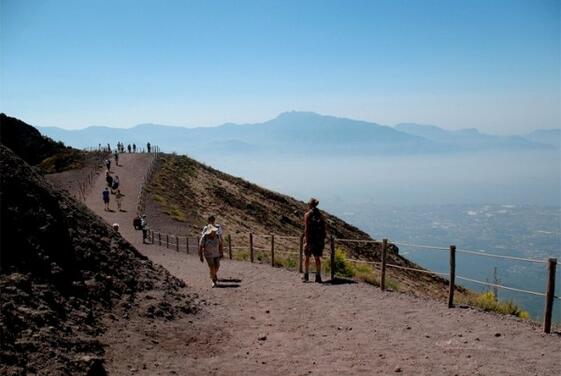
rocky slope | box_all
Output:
[0,145,199,375]
[0,113,90,173]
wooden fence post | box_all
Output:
[448,245,456,308]
[228,234,232,260]
[186,237,189,254]
[166,234,169,248]
[543,258,557,333]
[299,234,304,273]
[158,232,161,246]
[250,233,254,263]
[271,235,275,267]
[380,239,388,291]
[330,236,335,282]
[176,236,179,252]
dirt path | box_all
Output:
[85,153,560,376]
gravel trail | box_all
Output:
[85,153,560,376]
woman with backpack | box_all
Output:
[303,198,327,283]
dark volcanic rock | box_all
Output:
[0,145,198,375]
[0,113,68,166]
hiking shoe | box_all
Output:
[315,273,322,283]
[212,281,217,288]
[302,273,309,282]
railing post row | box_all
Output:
[543,257,557,333]
[249,233,254,263]
[380,239,388,291]
[271,235,275,267]
[448,245,456,308]
[299,234,304,274]
[330,235,336,281]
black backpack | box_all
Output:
[308,208,325,243]
[133,216,141,230]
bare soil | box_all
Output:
[85,153,560,376]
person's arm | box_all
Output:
[303,212,309,245]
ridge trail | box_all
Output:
[84,153,559,375]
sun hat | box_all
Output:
[204,224,219,236]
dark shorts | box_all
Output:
[103,197,109,204]
[304,242,324,257]
[205,256,220,269]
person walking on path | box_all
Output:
[140,214,150,244]
[303,198,326,283]
[111,175,120,193]
[199,225,224,287]
[105,158,111,171]
[114,150,119,166]
[105,171,113,189]
[147,142,151,153]
[115,189,125,212]
[132,143,136,153]
[102,187,111,211]
[127,144,131,153]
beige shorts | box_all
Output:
[205,256,220,269]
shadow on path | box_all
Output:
[215,284,241,289]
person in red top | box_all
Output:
[303,198,326,283]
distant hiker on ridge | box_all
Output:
[127,144,131,153]
[115,189,124,212]
[303,198,326,283]
[105,171,113,188]
[199,225,224,287]
[114,150,119,166]
[102,187,110,211]
[140,214,149,244]
[147,142,151,153]
[132,143,136,153]
[112,175,120,193]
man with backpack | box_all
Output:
[303,198,327,283]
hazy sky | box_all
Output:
[1,0,559,133]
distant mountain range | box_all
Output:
[36,111,559,156]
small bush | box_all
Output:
[322,248,356,277]
[273,254,298,269]
[233,249,250,261]
[458,291,529,319]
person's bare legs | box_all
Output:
[303,255,311,281]
[314,256,321,272]
[314,256,322,282]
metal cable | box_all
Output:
[335,238,379,244]
[456,249,547,264]
[386,263,449,277]
[392,241,449,252]
[455,275,546,296]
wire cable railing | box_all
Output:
[142,227,558,333]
